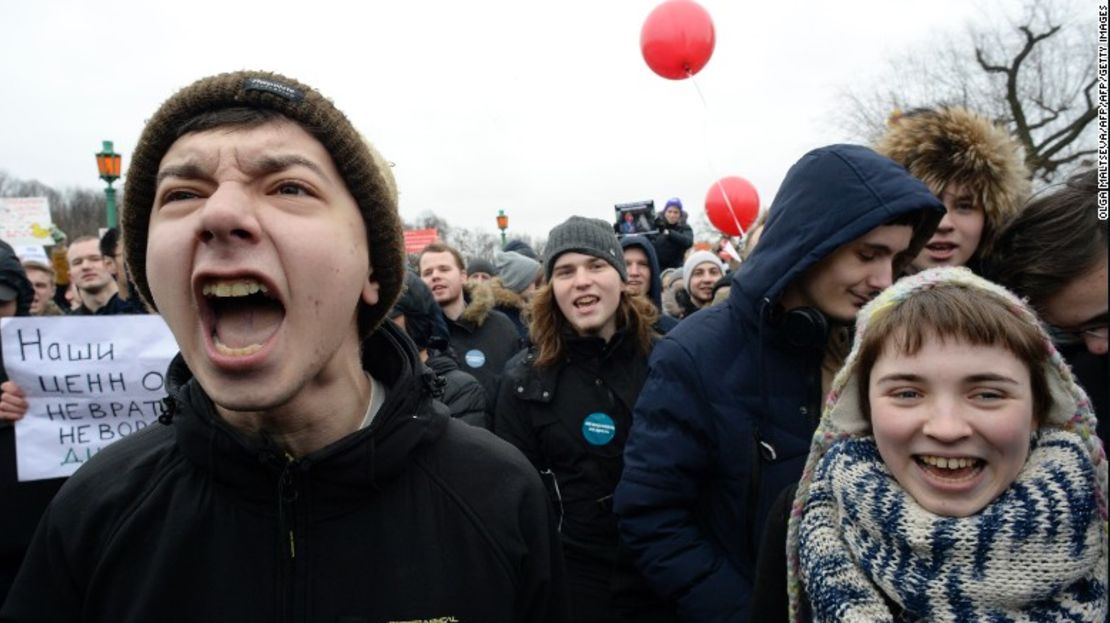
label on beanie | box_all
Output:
[582,413,616,446]
[242,78,305,103]
[464,349,486,368]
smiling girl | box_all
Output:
[752,267,1107,622]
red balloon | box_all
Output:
[705,176,760,237]
[640,0,716,80]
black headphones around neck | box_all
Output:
[766,301,829,350]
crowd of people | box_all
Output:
[0,70,1105,622]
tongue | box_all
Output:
[213,298,284,349]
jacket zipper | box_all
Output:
[277,453,299,620]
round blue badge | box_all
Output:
[582,413,617,446]
[464,349,486,368]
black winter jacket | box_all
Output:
[1,323,568,622]
[494,332,649,558]
[0,241,59,605]
[446,283,523,406]
[651,219,693,271]
[426,350,489,429]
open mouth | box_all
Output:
[200,278,284,357]
[573,295,599,311]
[925,242,958,258]
[914,454,984,482]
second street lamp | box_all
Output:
[496,210,509,248]
[95,141,123,228]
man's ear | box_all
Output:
[361,269,380,307]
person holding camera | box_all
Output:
[652,198,694,271]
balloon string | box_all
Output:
[687,69,745,238]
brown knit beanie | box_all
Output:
[121,70,404,336]
[874,106,1031,231]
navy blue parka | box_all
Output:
[613,145,944,622]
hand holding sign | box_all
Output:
[0,380,28,421]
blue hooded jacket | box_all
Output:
[614,145,944,622]
[620,235,679,334]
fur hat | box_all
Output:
[544,216,627,282]
[121,70,404,336]
[875,106,1031,229]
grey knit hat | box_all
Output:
[683,250,724,293]
[121,70,404,337]
[544,216,627,282]
[495,251,541,293]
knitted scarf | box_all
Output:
[786,267,1109,623]
[799,432,1105,622]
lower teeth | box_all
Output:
[214,337,262,357]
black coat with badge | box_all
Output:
[494,332,648,559]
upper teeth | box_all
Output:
[920,455,977,469]
[202,280,269,298]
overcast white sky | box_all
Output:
[2,0,1017,239]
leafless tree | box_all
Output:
[837,0,1095,183]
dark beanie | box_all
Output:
[503,239,538,260]
[544,216,627,282]
[389,271,437,350]
[121,70,405,337]
[466,257,497,277]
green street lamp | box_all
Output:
[496,210,509,248]
[95,141,122,228]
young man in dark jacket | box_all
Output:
[419,242,522,405]
[620,235,678,333]
[389,271,489,429]
[495,217,676,623]
[1,71,566,622]
[614,144,944,622]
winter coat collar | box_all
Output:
[458,281,496,327]
[511,331,636,403]
[487,278,527,312]
[163,321,449,508]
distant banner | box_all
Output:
[1,316,177,482]
[403,228,439,254]
[0,197,55,247]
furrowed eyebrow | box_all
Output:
[242,154,329,181]
[155,154,331,187]
[156,162,212,187]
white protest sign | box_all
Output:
[0,197,55,247]
[1,316,178,482]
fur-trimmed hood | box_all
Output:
[487,278,527,312]
[460,280,497,326]
[875,106,1031,229]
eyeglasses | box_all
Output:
[1045,321,1109,346]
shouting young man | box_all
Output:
[1,71,566,622]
